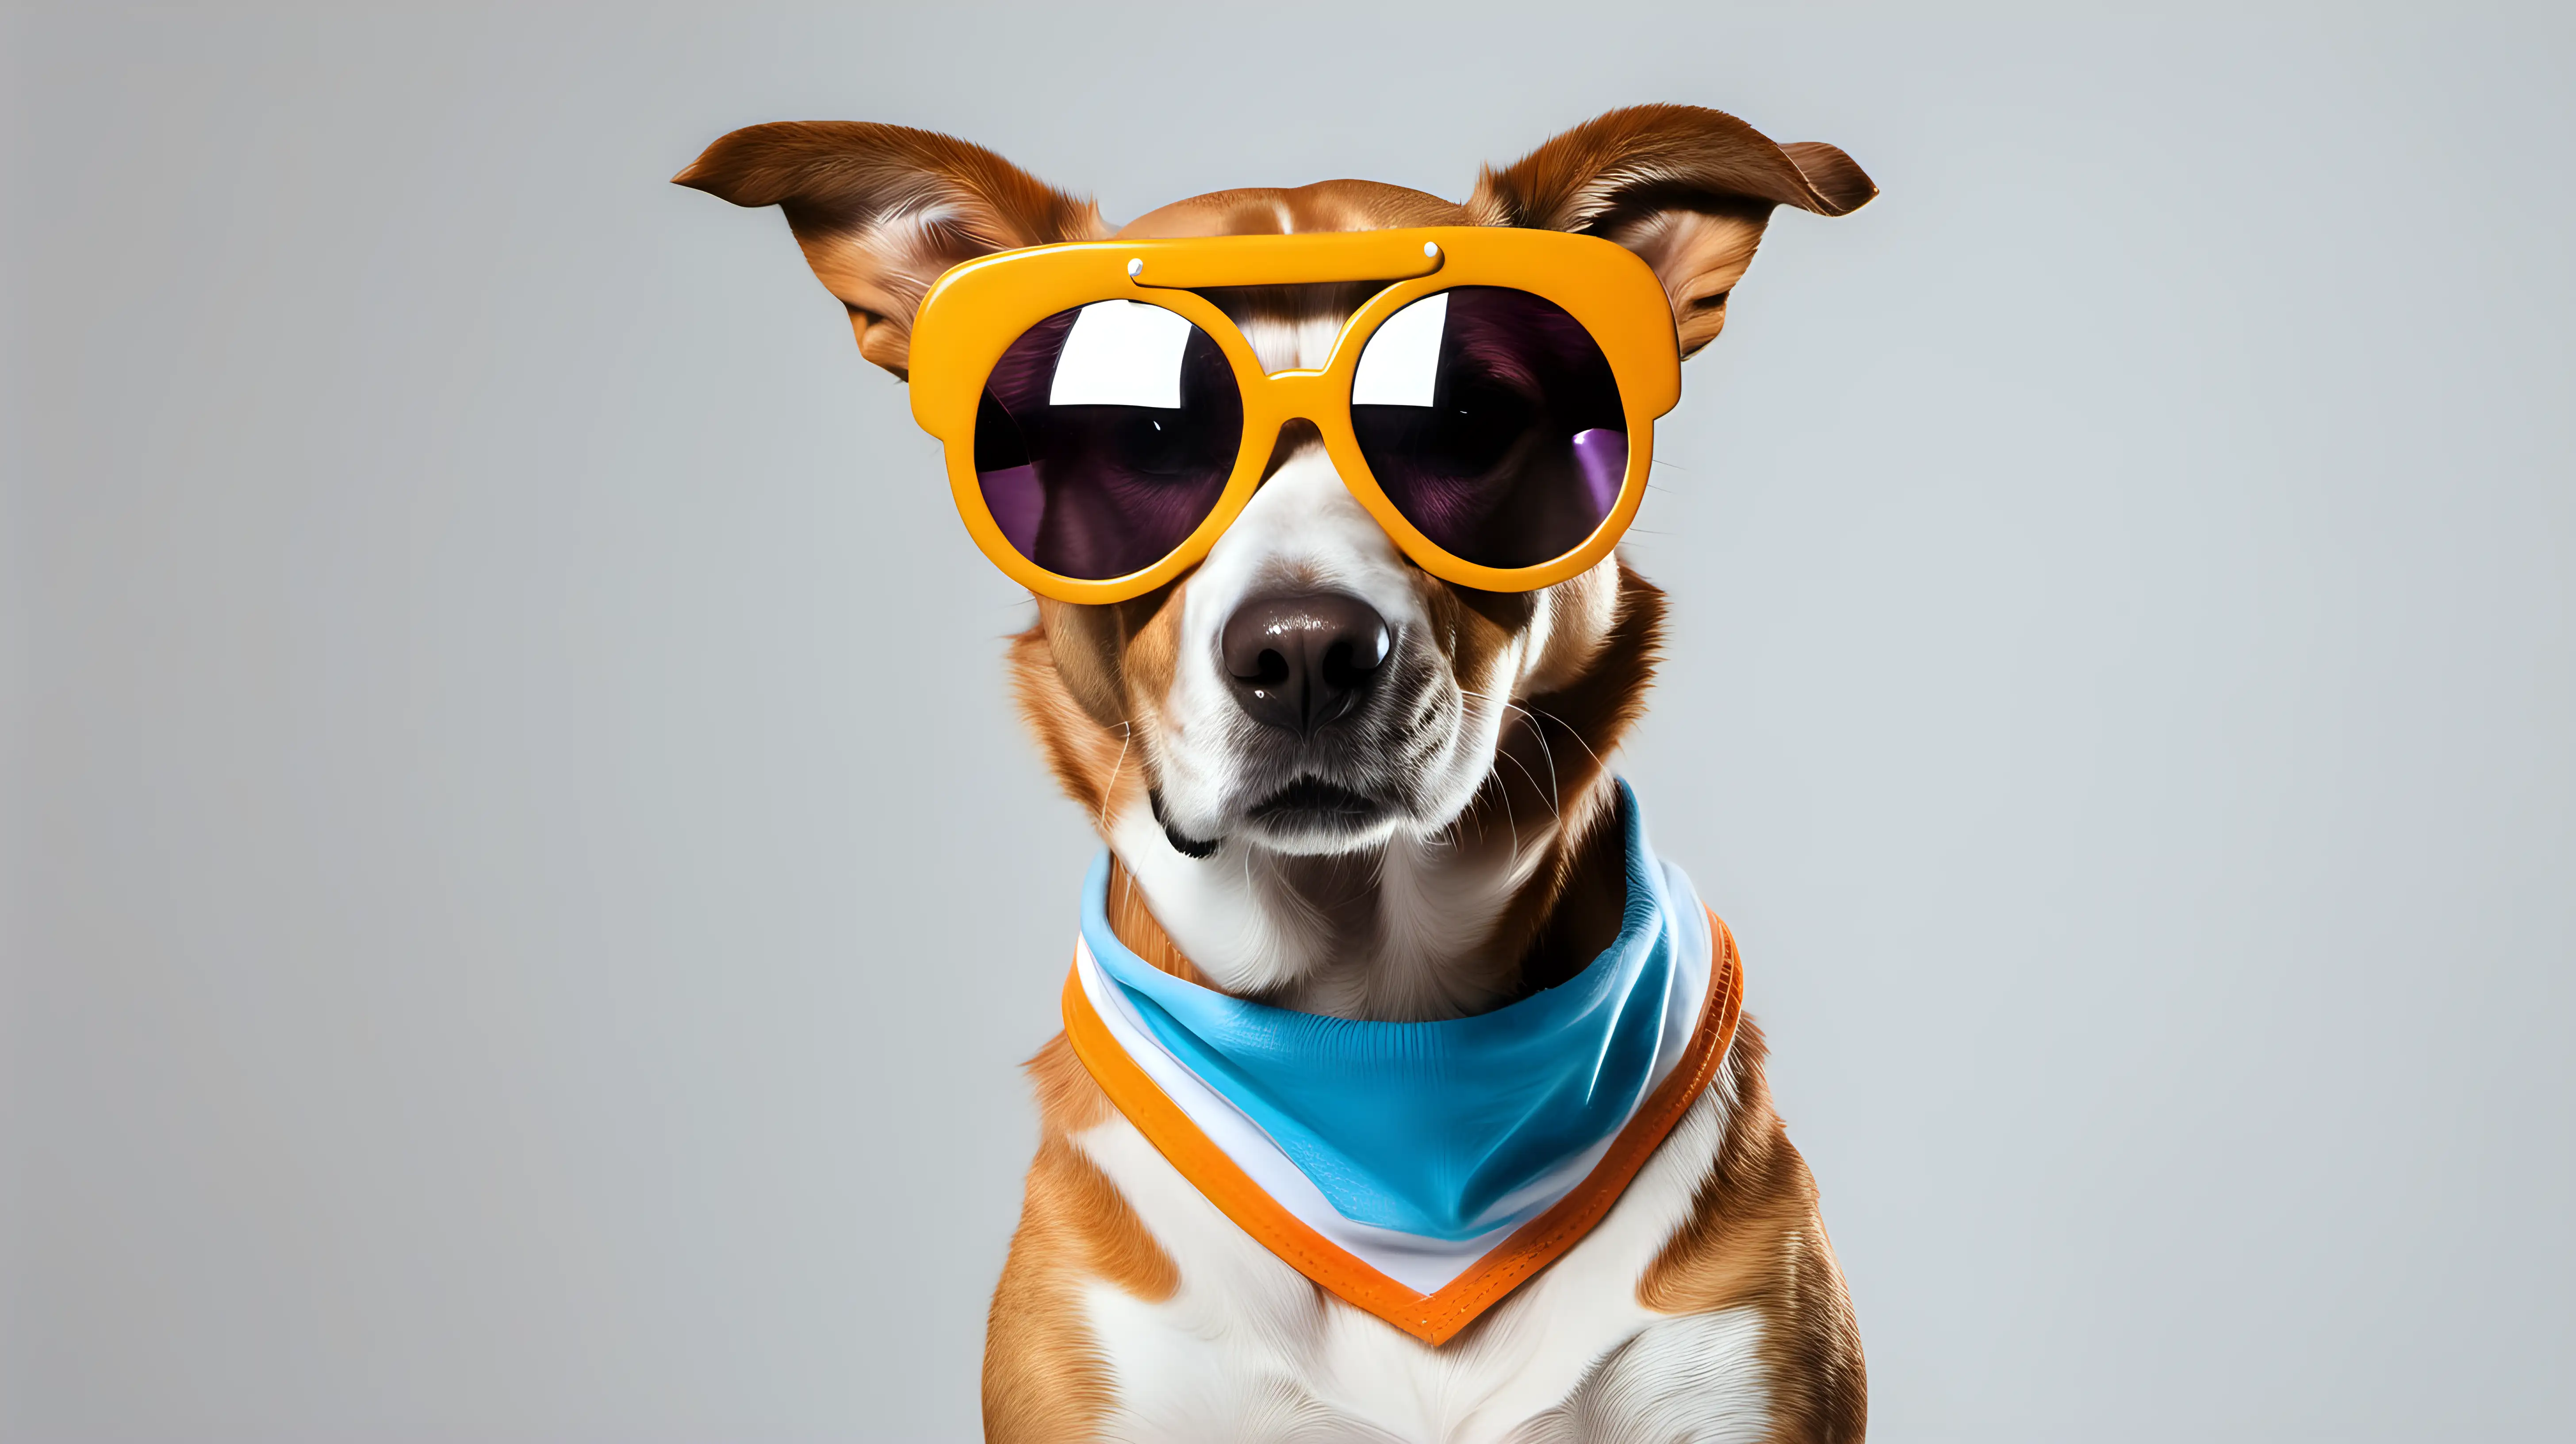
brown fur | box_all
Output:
[1467,104,1873,229]
[1640,1024,1869,1442]
[678,102,1875,1440]
[1120,178,1468,239]
[1004,623,1134,825]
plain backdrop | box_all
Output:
[5,4,2572,1441]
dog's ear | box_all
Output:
[1469,105,1874,357]
[675,122,1107,378]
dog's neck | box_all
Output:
[1105,766,1630,1023]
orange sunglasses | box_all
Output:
[906,226,1682,605]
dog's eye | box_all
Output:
[1421,372,1538,478]
[972,303,1246,582]
[1109,412,1202,478]
[1348,286,1628,571]
[1356,367,1538,485]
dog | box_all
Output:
[679,104,1874,1443]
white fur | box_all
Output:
[1072,1076,1760,1442]
[1145,454,1457,859]
[1501,1308,1773,1444]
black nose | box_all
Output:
[1220,592,1392,735]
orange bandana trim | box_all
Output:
[1061,909,1744,1346]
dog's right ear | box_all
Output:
[675,122,1107,379]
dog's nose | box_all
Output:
[1220,592,1392,736]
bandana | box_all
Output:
[1061,782,1744,1345]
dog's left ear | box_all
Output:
[1470,105,1874,357]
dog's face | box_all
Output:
[679,108,1871,891]
[1044,234,1633,866]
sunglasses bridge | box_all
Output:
[1224,369,1381,498]
[1242,365,1339,408]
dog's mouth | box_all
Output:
[1151,638,1468,860]
[1244,776,1388,837]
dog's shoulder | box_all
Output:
[1631,1018,1870,1443]
[982,1035,1173,1444]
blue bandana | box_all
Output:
[1077,780,1705,1243]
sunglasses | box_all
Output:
[906,226,1682,604]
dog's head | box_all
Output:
[679,108,1869,990]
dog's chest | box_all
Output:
[1071,1087,1773,1443]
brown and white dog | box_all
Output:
[679,104,1874,1443]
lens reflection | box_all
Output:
[1350,287,1628,570]
[974,301,1243,582]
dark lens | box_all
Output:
[1350,287,1628,571]
[974,301,1243,582]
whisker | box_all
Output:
[1463,688,1613,841]
[1516,707,1564,815]
[1496,745,1562,830]
[1517,700,1611,777]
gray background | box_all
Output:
[5,3,2571,1440]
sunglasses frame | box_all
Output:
[907,225,1683,605]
